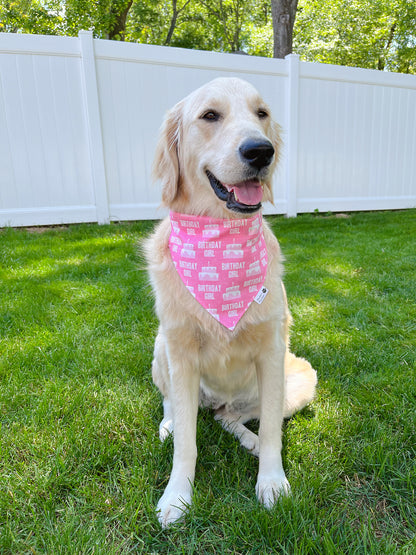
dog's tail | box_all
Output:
[284,351,317,418]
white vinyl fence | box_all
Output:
[1,31,415,227]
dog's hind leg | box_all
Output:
[152,329,174,441]
[159,398,173,441]
[214,406,260,457]
[284,351,317,418]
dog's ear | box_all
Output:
[152,102,183,206]
[263,119,282,204]
[270,119,282,167]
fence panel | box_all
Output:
[0,33,97,226]
[297,62,416,213]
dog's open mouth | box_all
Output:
[206,171,263,213]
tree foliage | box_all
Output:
[0,0,415,73]
[294,0,416,73]
[127,0,272,54]
[0,0,63,34]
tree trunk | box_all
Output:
[164,0,192,46]
[165,0,178,45]
[108,0,133,41]
[271,0,298,58]
[377,22,396,70]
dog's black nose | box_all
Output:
[239,139,274,170]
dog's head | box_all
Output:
[153,77,282,218]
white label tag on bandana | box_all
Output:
[254,286,269,305]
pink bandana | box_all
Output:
[169,211,268,330]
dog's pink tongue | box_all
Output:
[229,181,263,205]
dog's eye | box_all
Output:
[257,109,269,119]
[200,110,220,122]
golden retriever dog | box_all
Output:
[145,77,317,527]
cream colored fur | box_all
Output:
[145,78,317,527]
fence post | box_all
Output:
[79,30,110,224]
[285,53,300,217]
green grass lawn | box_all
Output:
[1,210,415,554]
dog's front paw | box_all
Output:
[256,473,291,508]
[156,484,192,528]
